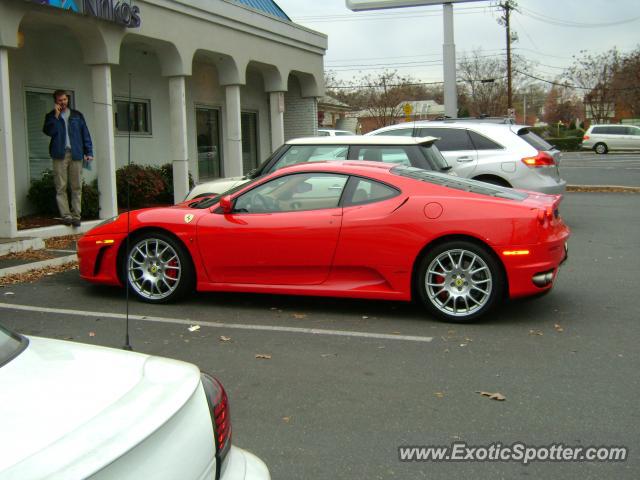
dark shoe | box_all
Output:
[72,218,81,227]
[62,217,73,226]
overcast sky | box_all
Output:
[275,0,640,86]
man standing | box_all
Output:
[42,90,93,227]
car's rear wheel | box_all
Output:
[126,232,194,303]
[594,143,608,154]
[417,241,504,322]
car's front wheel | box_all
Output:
[126,232,194,303]
[594,143,608,154]
[417,241,504,322]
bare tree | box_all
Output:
[458,49,509,116]
[565,48,621,124]
[612,47,640,118]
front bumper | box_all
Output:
[77,233,127,286]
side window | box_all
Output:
[591,127,605,134]
[233,173,348,213]
[372,128,414,137]
[630,127,640,136]
[347,177,400,206]
[357,147,412,166]
[269,145,348,172]
[468,130,503,150]
[419,128,473,151]
[317,130,330,136]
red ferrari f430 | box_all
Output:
[78,161,569,322]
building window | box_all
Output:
[196,107,222,179]
[114,98,151,135]
[241,111,258,174]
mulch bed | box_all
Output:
[45,235,81,250]
[0,263,78,286]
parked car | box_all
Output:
[317,128,355,136]
[186,135,451,200]
[582,124,640,154]
[367,120,566,194]
[0,324,270,480]
[78,161,569,322]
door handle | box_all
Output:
[456,156,474,163]
[329,186,343,190]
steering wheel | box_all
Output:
[252,193,275,212]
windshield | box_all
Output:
[391,165,528,201]
[517,128,554,151]
[188,178,258,209]
[0,324,28,368]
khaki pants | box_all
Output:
[53,151,82,220]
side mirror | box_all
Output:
[219,195,233,214]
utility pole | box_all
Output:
[504,1,512,111]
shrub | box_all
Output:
[546,137,582,152]
[158,163,195,204]
[116,164,165,209]
[27,170,99,219]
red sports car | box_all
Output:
[78,161,569,322]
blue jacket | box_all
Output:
[42,109,93,161]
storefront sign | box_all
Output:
[25,0,141,28]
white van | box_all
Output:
[582,124,640,154]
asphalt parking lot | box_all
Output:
[1,192,639,479]
[560,152,640,187]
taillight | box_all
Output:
[583,135,590,140]
[522,151,556,167]
[201,373,232,475]
[537,206,554,225]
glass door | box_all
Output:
[196,107,221,179]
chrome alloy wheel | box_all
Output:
[127,238,182,300]
[425,248,493,318]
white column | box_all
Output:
[0,48,17,237]
[91,64,118,219]
[269,91,285,152]
[443,3,458,118]
[224,85,243,177]
[169,76,189,203]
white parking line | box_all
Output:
[0,302,433,343]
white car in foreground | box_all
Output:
[0,324,270,480]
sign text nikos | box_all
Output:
[25,0,141,28]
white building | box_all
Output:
[0,0,326,237]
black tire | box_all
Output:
[417,240,505,323]
[125,231,194,303]
[594,143,608,154]
[473,176,511,188]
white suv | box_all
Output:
[367,120,566,194]
[582,124,640,154]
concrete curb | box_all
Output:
[567,185,640,193]
[0,237,46,256]
[0,254,78,279]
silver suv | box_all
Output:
[367,121,566,194]
[582,124,640,154]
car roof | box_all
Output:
[376,121,530,130]
[287,135,438,146]
[277,160,394,175]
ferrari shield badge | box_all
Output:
[184,214,194,224]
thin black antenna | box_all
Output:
[411,101,418,138]
[123,73,133,351]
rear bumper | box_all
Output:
[500,231,570,299]
[533,178,566,195]
[220,446,270,480]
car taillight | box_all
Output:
[583,135,590,140]
[201,373,232,475]
[522,151,556,168]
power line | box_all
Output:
[518,5,640,28]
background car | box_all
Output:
[79,161,569,323]
[186,135,451,200]
[582,124,640,154]
[0,324,270,480]
[367,120,566,194]
[317,128,355,136]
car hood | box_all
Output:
[186,176,248,200]
[0,336,202,480]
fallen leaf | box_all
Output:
[554,324,564,333]
[282,416,291,423]
[4,292,15,296]
[434,392,445,398]
[188,325,201,332]
[321,353,337,358]
[255,354,272,360]
[219,335,232,342]
[476,391,506,401]
[529,329,544,336]
[362,315,369,319]
[88,331,96,337]
[293,313,306,319]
